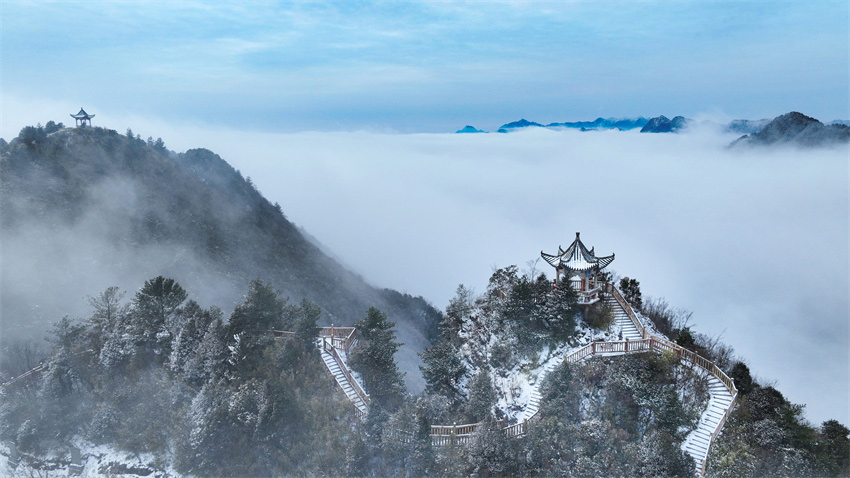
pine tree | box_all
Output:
[443,284,474,345]
[169,301,216,380]
[130,276,187,365]
[291,299,321,350]
[86,286,128,354]
[619,276,643,310]
[349,307,405,410]
[536,277,580,341]
[183,317,227,385]
[225,280,285,378]
[419,339,466,406]
[465,368,495,423]
[226,279,285,336]
[468,414,523,476]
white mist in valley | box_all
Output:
[194,126,847,427]
[1,118,846,426]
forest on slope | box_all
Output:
[0,123,440,389]
[0,123,848,477]
[1,263,847,477]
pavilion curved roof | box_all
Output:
[70,108,94,119]
[541,232,614,272]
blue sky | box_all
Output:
[2,1,848,133]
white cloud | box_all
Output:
[193,126,847,426]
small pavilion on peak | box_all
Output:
[541,232,614,304]
[70,108,95,127]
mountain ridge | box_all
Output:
[0,124,439,390]
[731,111,850,147]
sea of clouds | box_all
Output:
[207,126,848,426]
[1,102,847,425]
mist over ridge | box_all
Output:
[189,123,847,427]
[0,125,440,392]
[1,118,847,426]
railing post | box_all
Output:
[592,342,596,354]
[451,422,457,446]
[625,337,629,352]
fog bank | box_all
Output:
[196,126,847,426]
[1,119,846,425]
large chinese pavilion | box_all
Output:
[541,232,614,304]
[70,108,95,127]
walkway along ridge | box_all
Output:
[1,287,737,476]
[316,284,738,477]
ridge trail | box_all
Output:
[317,284,737,476]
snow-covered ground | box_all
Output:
[1,440,177,477]
[484,316,637,423]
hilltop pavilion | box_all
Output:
[70,108,95,127]
[541,232,614,304]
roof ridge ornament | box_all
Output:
[541,233,614,273]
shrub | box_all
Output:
[586,301,614,330]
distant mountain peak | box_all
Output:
[497,119,544,132]
[455,125,486,133]
[731,111,850,148]
[546,117,649,130]
[640,115,691,133]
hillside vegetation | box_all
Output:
[0,123,440,388]
[0,124,847,477]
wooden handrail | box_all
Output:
[311,294,738,476]
[605,283,648,339]
[318,327,358,353]
[1,349,94,390]
[322,338,371,407]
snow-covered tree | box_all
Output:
[349,307,405,410]
[169,301,217,380]
[620,276,643,310]
[465,368,496,423]
[419,339,466,407]
[85,286,128,353]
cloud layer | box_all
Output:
[192,126,846,426]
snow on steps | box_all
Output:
[316,336,369,418]
[683,374,734,472]
[518,293,736,476]
[318,343,368,416]
[318,288,737,476]
[603,295,643,341]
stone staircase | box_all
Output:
[682,373,735,472]
[315,288,737,476]
[603,290,735,475]
[316,333,369,418]
[320,349,367,415]
[604,294,643,341]
[522,353,565,421]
